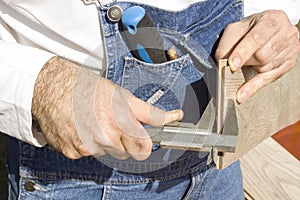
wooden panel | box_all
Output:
[221,56,300,168]
[240,138,300,200]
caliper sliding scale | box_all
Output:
[147,59,240,169]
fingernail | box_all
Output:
[232,57,241,70]
[237,90,247,102]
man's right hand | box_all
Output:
[32,57,183,161]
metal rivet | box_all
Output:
[24,181,36,192]
[107,5,122,22]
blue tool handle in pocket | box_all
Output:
[120,6,167,63]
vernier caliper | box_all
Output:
[147,59,240,169]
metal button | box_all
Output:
[107,5,122,22]
[24,180,36,192]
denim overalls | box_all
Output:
[7,0,245,199]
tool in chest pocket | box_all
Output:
[120,6,168,63]
[83,1,167,63]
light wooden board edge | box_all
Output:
[220,56,300,168]
[240,137,300,199]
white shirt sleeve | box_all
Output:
[0,41,55,146]
[0,0,100,146]
[244,0,300,25]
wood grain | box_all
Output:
[221,56,300,168]
[240,138,300,200]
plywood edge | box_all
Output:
[221,56,300,168]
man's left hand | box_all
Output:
[216,10,300,103]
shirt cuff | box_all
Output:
[0,41,55,146]
[244,0,300,25]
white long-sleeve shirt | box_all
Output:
[0,0,299,146]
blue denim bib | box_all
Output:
[9,0,243,189]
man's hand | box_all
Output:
[216,10,300,103]
[32,57,183,160]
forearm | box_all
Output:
[32,57,79,118]
[31,57,81,147]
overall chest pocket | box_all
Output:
[121,53,210,124]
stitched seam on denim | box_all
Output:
[17,176,23,200]
[102,183,111,200]
[195,167,216,198]
[189,3,241,35]
[145,56,185,103]
[189,1,243,34]
[123,54,188,71]
[18,154,209,184]
[122,55,197,83]
[121,55,192,103]
[137,1,239,35]
[182,175,196,200]
[25,163,206,184]
[116,0,235,30]
[107,163,208,184]
[181,0,220,33]
[111,161,213,184]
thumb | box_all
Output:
[129,95,184,127]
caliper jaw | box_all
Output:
[147,59,240,169]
